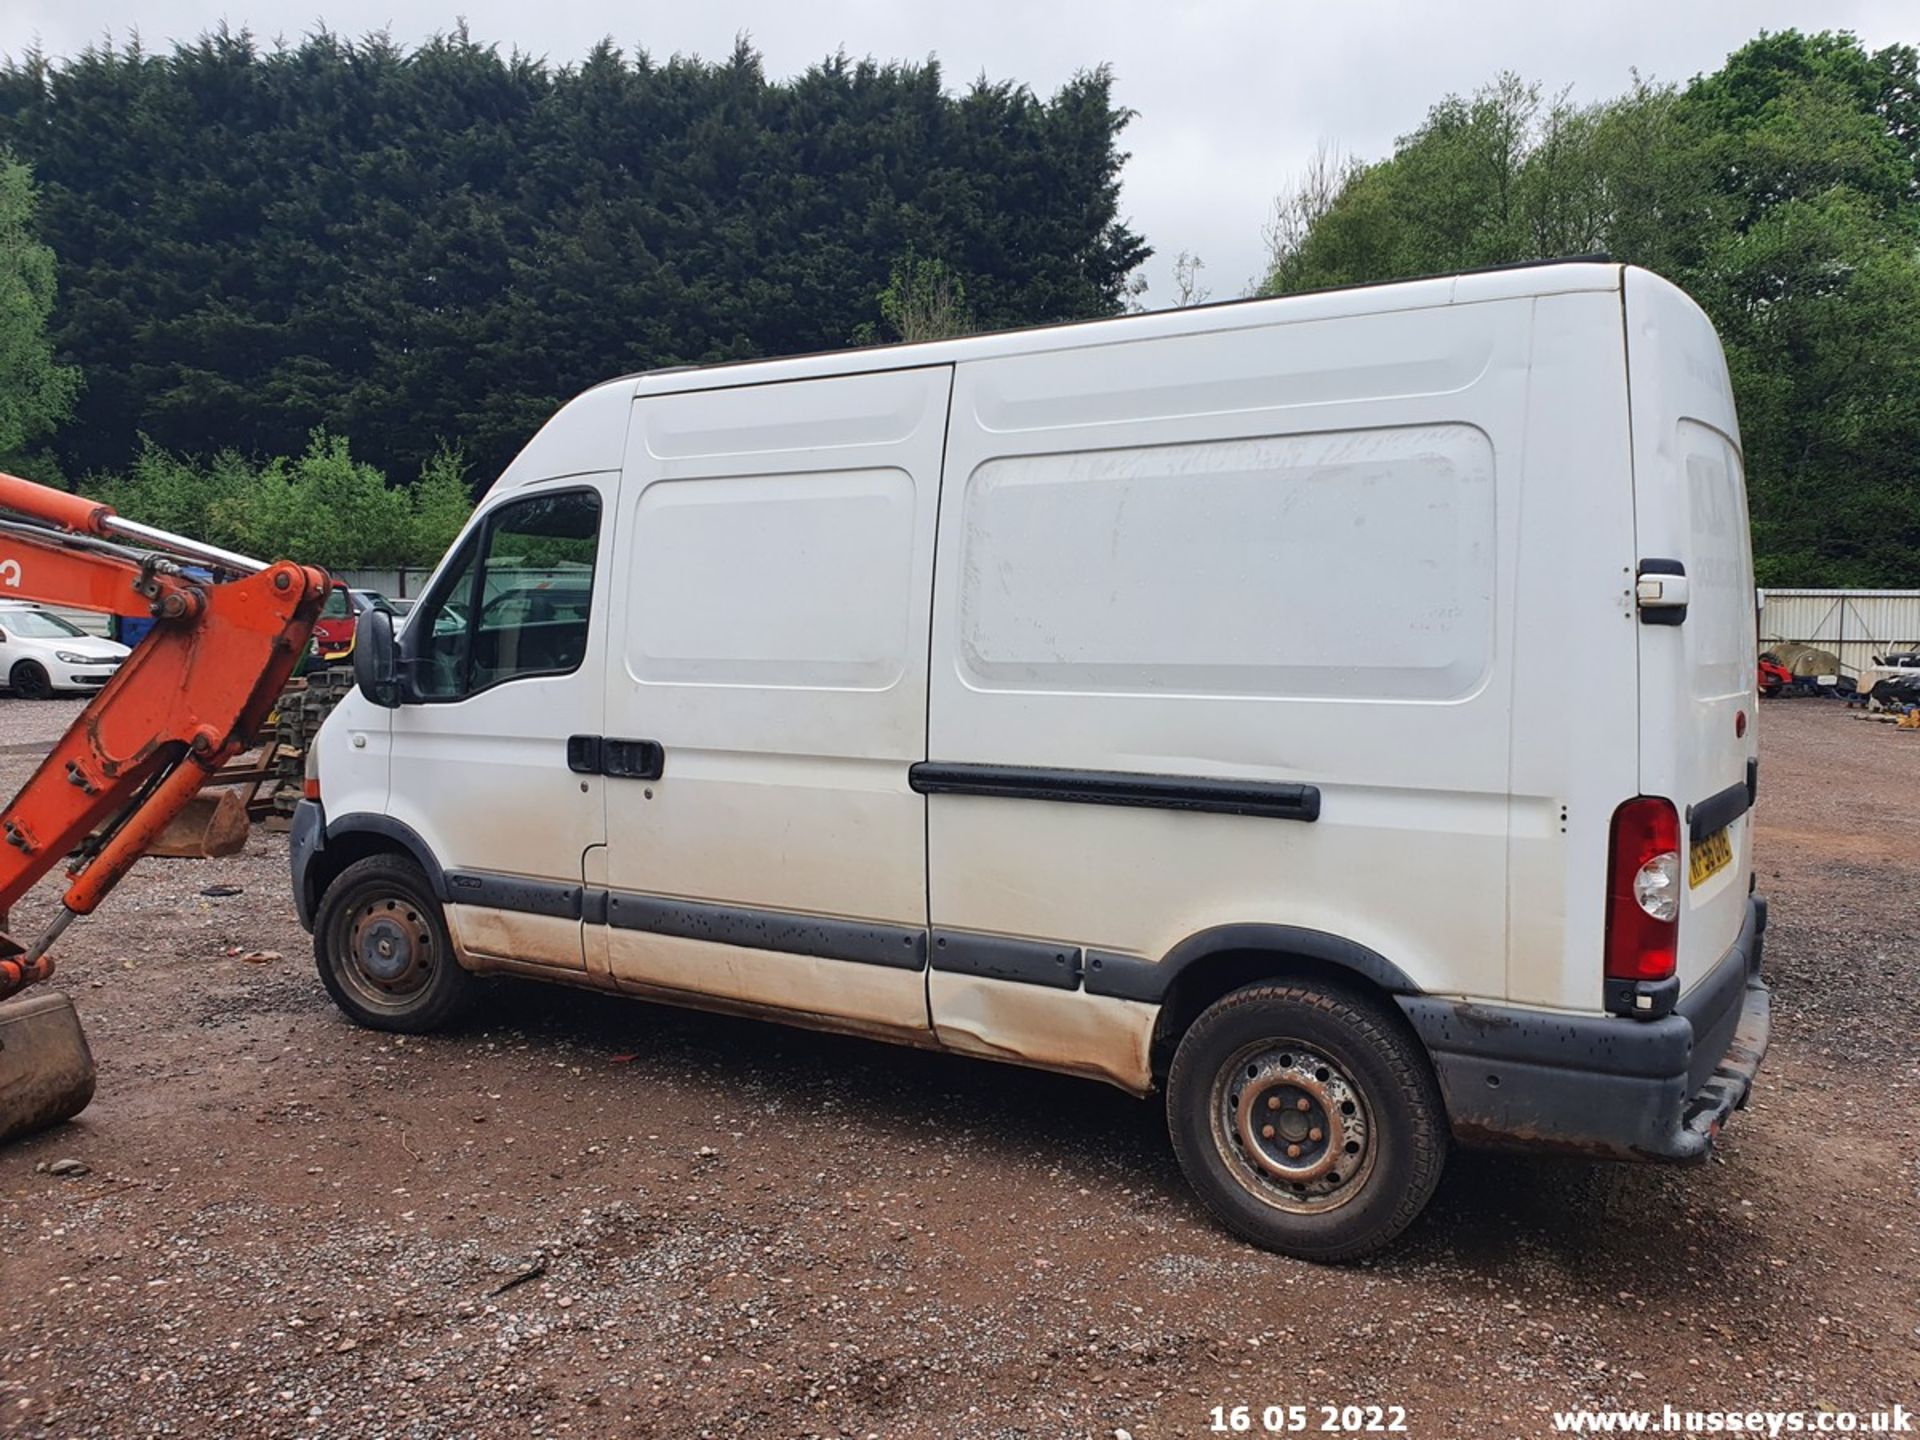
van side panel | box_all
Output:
[1503,288,1643,1011]
[597,367,952,1034]
[1623,269,1758,997]
[925,300,1535,1009]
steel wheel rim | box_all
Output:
[1208,1040,1377,1215]
[335,893,436,1011]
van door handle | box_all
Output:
[1636,559,1689,625]
[602,738,665,781]
[566,735,664,779]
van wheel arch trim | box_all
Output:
[1084,924,1419,1004]
[320,815,451,902]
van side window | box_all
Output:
[407,489,601,701]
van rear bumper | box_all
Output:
[1397,895,1769,1162]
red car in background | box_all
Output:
[310,584,397,660]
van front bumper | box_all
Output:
[1397,896,1769,1162]
[290,798,325,933]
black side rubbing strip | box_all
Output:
[445,871,584,920]
[605,892,927,971]
[1084,923,1418,1004]
[931,930,1081,989]
[1687,779,1752,845]
[908,763,1320,822]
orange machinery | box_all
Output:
[0,471,326,1136]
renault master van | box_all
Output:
[292,260,1770,1260]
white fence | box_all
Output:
[1759,589,1920,676]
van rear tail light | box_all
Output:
[1606,797,1679,983]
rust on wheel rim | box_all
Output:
[344,897,434,1002]
[1212,1043,1375,1214]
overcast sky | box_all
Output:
[6,1,1914,300]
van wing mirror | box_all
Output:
[352,606,402,708]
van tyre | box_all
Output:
[314,854,475,1032]
[10,661,52,700]
[1166,981,1447,1261]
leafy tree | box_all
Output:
[87,433,471,568]
[1257,30,1920,587]
[407,446,475,563]
[859,249,976,343]
[0,155,80,469]
[0,33,1149,486]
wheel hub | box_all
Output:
[348,900,433,994]
[1216,1045,1372,1211]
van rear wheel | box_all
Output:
[314,854,474,1032]
[1166,980,1447,1261]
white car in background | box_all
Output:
[0,603,130,698]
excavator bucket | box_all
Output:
[0,991,96,1143]
[146,786,252,859]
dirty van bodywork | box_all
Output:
[294,260,1768,1260]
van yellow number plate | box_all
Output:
[1689,827,1733,887]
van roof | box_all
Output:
[617,257,1627,400]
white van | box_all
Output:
[294,260,1769,1259]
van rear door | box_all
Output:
[1623,268,1759,996]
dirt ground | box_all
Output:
[1,697,1916,1439]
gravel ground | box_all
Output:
[1,696,1916,1439]
[0,696,93,753]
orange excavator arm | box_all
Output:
[0,472,328,999]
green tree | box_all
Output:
[407,445,475,563]
[0,33,1149,485]
[1257,30,1920,587]
[859,249,976,343]
[87,433,466,568]
[0,155,80,468]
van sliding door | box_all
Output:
[596,366,953,1035]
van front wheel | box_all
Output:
[1166,981,1447,1261]
[314,854,475,1032]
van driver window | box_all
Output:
[407,489,601,700]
